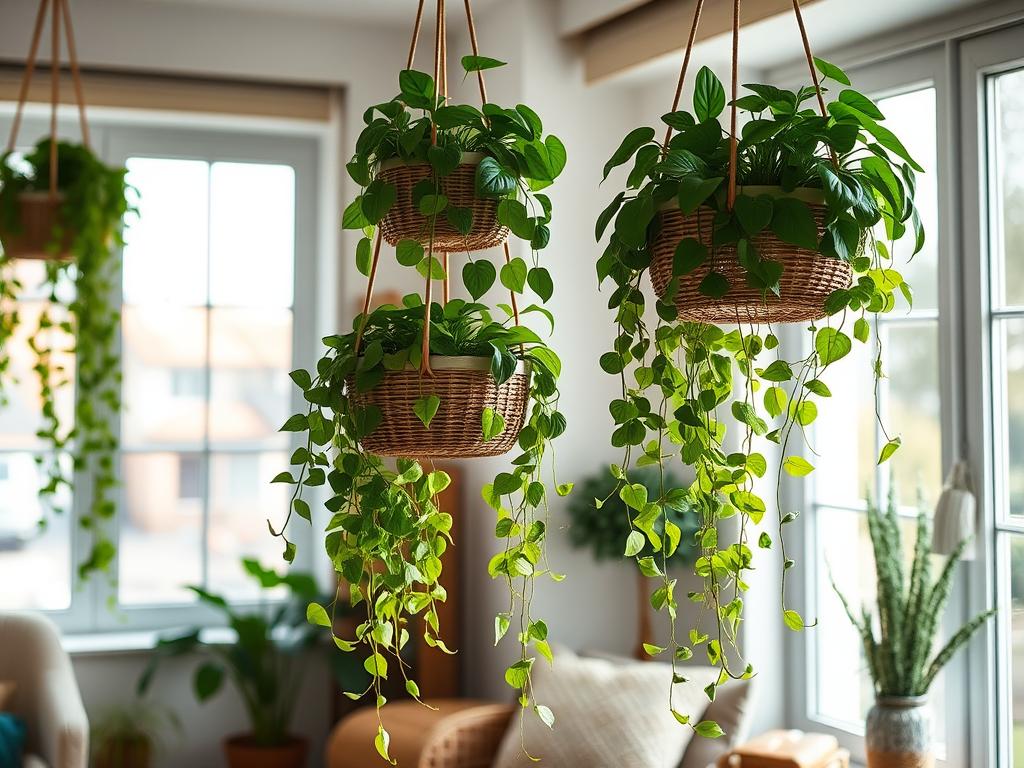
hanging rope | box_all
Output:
[352,231,384,356]
[48,0,60,195]
[726,0,740,211]
[790,0,839,168]
[406,0,426,70]
[662,0,706,151]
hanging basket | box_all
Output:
[649,187,853,324]
[347,356,531,458]
[0,193,74,261]
[377,152,509,252]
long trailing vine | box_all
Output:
[595,60,923,736]
[0,139,129,581]
[275,55,569,763]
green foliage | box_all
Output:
[567,466,699,566]
[137,560,323,747]
[594,69,923,737]
[275,297,566,735]
[90,701,181,762]
[0,139,130,581]
[831,488,996,697]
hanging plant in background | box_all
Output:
[595,0,922,738]
[273,0,568,760]
[0,0,130,582]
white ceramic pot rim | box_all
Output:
[378,151,486,172]
[874,695,930,708]
[659,185,826,211]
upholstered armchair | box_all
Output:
[0,612,88,768]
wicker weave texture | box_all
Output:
[377,162,508,252]
[422,707,513,768]
[0,194,74,261]
[347,363,529,458]
[649,203,852,325]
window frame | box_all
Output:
[0,107,326,635]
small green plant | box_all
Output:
[0,139,130,581]
[137,560,322,748]
[90,700,181,767]
[832,489,995,697]
[595,59,923,734]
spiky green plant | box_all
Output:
[831,488,994,697]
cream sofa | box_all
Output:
[0,612,88,768]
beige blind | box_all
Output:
[582,0,822,83]
[0,64,332,121]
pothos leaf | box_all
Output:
[413,395,441,428]
[482,406,506,442]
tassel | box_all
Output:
[932,461,976,560]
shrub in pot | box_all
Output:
[0,139,129,580]
[832,487,994,768]
[90,701,180,768]
[595,59,924,734]
[138,561,324,768]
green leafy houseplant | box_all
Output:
[90,701,181,768]
[595,59,923,735]
[0,139,129,580]
[138,560,322,759]
[832,490,995,698]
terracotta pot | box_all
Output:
[93,736,152,768]
[0,192,75,260]
[223,734,308,768]
[865,695,934,768]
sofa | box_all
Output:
[0,612,88,768]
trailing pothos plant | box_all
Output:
[0,139,129,580]
[594,60,924,735]
[273,297,569,761]
[343,62,565,302]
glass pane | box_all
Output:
[999,318,1024,519]
[121,306,208,449]
[118,452,203,605]
[0,453,72,610]
[875,88,939,310]
[1009,535,1024,765]
[991,68,1024,308]
[208,308,292,449]
[811,328,876,506]
[883,322,943,505]
[206,451,288,600]
[208,162,295,308]
[122,158,209,307]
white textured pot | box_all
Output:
[865,695,934,768]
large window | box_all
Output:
[0,115,319,631]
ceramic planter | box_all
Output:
[0,192,74,260]
[865,695,933,768]
[223,734,308,768]
[93,736,152,768]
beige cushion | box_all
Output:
[0,680,16,711]
[680,676,755,768]
[24,755,49,768]
[493,647,719,768]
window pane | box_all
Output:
[118,452,203,605]
[883,322,942,504]
[208,308,292,450]
[876,88,939,310]
[208,162,295,308]
[998,318,1024,519]
[121,306,208,449]
[206,451,288,600]
[1009,535,1024,765]
[0,453,72,610]
[991,68,1024,308]
[122,158,209,307]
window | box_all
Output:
[0,114,320,631]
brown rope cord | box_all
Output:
[6,0,49,154]
[440,0,450,307]
[662,0,706,150]
[353,231,384,357]
[790,0,839,168]
[421,0,446,375]
[406,0,426,70]
[726,0,740,210]
[59,0,90,150]
[48,0,60,196]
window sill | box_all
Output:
[62,627,236,656]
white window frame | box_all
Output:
[0,106,327,636]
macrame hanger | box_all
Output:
[662,0,706,151]
[440,0,450,306]
[464,0,522,332]
[790,0,839,168]
[726,0,740,211]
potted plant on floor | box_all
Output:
[137,560,324,768]
[90,701,181,768]
[567,466,699,660]
[596,41,923,733]
[832,488,995,768]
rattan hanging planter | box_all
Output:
[377,153,509,251]
[0,192,74,261]
[347,356,531,458]
[649,187,853,324]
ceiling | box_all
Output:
[136,0,499,24]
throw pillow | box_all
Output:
[492,647,719,768]
[0,713,25,768]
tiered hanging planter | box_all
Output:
[276,0,569,759]
[0,0,130,581]
[595,0,924,738]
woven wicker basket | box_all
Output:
[377,152,509,252]
[0,193,74,260]
[347,356,531,458]
[649,187,852,324]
